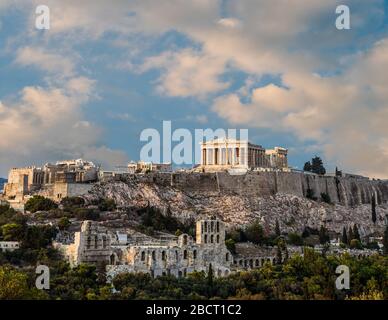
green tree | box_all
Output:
[306,188,317,201]
[321,192,331,204]
[353,225,361,242]
[1,223,24,241]
[350,239,362,249]
[311,156,326,175]
[341,227,348,245]
[0,266,30,299]
[303,162,312,172]
[275,219,281,237]
[348,227,354,245]
[58,217,71,230]
[287,233,304,246]
[371,195,377,224]
[244,220,265,244]
[319,225,329,244]
[383,226,388,255]
[276,245,283,264]
[98,198,116,212]
[25,195,58,213]
[225,238,236,254]
[207,264,214,289]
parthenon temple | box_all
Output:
[200,138,288,171]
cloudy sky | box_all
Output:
[0,0,388,178]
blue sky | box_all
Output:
[0,0,388,178]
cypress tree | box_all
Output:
[276,245,283,264]
[319,225,329,244]
[383,226,388,255]
[341,226,348,245]
[348,227,353,245]
[275,219,281,237]
[353,225,361,241]
[371,195,377,224]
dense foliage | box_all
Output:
[25,196,58,213]
[0,249,386,300]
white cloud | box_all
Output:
[2,0,388,178]
[140,49,229,98]
[15,47,75,77]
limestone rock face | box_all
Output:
[84,174,388,237]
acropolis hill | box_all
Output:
[1,139,388,239]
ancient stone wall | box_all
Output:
[130,172,388,206]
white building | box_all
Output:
[0,241,20,252]
[199,138,288,172]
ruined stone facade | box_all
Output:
[60,218,234,278]
[3,159,97,202]
[200,138,288,172]
[128,161,172,174]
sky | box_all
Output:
[0,0,388,178]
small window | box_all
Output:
[141,251,145,261]
[193,250,197,259]
[183,250,188,259]
[152,251,156,260]
[162,251,166,261]
[210,235,214,243]
[204,235,208,243]
[226,253,229,261]
[216,235,220,243]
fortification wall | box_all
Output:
[134,171,388,206]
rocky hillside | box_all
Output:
[84,174,388,238]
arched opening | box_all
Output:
[226,253,230,261]
[216,235,220,243]
[216,221,220,232]
[204,235,208,243]
[102,236,107,248]
[204,221,208,232]
[162,251,166,261]
[193,250,197,259]
[183,250,188,259]
[94,236,98,249]
[210,235,214,243]
[255,259,259,267]
[176,250,179,261]
[141,251,146,261]
[152,251,156,260]
[261,258,265,266]
[183,235,188,246]
[178,271,183,278]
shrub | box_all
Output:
[321,192,331,204]
[25,196,58,213]
[350,239,363,250]
[287,233,304,246]
[61,197,85,208]
[98,199,116,212]
[75,208,100,221]
[306,188,317,201]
